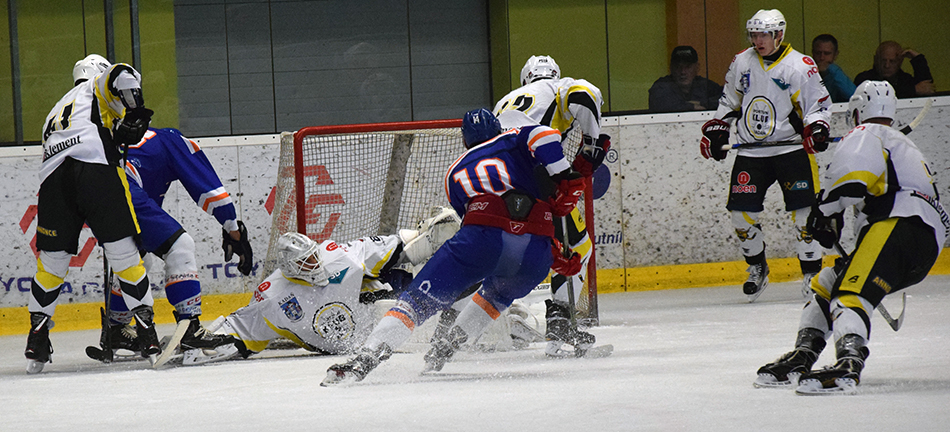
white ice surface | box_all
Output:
[2,276,949,431]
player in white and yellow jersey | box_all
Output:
[700,9,833,302]
[493,55,611,356]
[25,54,156,373]
[756,81,947,394]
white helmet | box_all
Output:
[848,80,897,127]
[520,55,560,86]
[746,9,786,49]
[72,54,112,85]
[277,232,329,287]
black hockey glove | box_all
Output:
[112,107,154,147]
[222,221,253,276]
[803,120,830,154]
[700,119,729,161]
[572,134,611,177]
[805,204,843,249]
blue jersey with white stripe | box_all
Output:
[125,128,237,231]
[444,125,569,216]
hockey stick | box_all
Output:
[898,97,933,135]
[100,252,114,362]
[559,216,578,329]
[833,241,904,331]
[721,97,934,151]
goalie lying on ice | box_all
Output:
[188,208,459,363]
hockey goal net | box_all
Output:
[266,119,598,320]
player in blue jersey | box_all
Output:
[91,127,252,360]
[321,108,587,385]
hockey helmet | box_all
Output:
[461,108,502,148]
[73,54,112,86]
[848,80,897,127]
[277,232,329,287]
[746,9,786,51]
[520,55,560,86]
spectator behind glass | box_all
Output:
[811,34,856,103]
[649,45,722,112]
[854,40,935,98]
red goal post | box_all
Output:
[266,119,599,321]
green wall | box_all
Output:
[2,0,176,144]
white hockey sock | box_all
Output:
[363,314,413,353]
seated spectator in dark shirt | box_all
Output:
[649,46,722,112]
[854,40,935,98]
[812,34,855,103]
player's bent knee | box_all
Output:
[164,233,199,274]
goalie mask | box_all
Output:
[277,233,329,287]
[462,108,502,148]
[73,54,112,86]
[848,80,897,127]
[520,55,560,86]
[746,9,786,53]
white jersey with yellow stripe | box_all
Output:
[39,64,143,183]
[818,123,949,248]
[221,235,404,354]
[715,44,831,158]
[493,77,603,137]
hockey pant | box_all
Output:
[362,225,553,353]
[731,209,822,273]
[30,237,152,318]
[799,217,939,348]
[551,207,592,305]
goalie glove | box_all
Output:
[222,220,253,276]
[700,119,729,161]
[550,238,582,276]
[572,134,611,177]
[112,107,154,147]
[549,170,586,217]
[802,120,830,154]
[805,203,843,249]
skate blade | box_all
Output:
[546,343,614,359]
[26,359,46,374]
[753,372,800,388]
[795,377,858,395]
[181,344,240,366]
[320,369,358,387]
[746,279,769,303]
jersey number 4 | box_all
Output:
[452,158,513,198]
[43,102,75,142]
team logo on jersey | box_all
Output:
[279,294,305,322]
[739,71,751,94]
[313,302,355,342]
[745,96,776,140]
[327,267,348,284]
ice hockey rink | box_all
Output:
[2,276,948,432]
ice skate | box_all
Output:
[743,261,769,302]
[321,344,392,386]
[544,300,596,358]
[755,328,825,388]
[132,306,161,364]
[796,335,869,395]
[423,326,468,373]
[86,321,142,362]
[507,313,543,349]
[25,313,53,374]
[178,318,243,365]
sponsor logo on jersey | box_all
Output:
[803,57,815,66]
[313,302,355,341]
[784,180,809,191]
[770,78,790,90]
[745,96,776,140]
[279,294,305,322]
[327,267,348,284]
[911,190,950,235]
[326,242,339,251]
